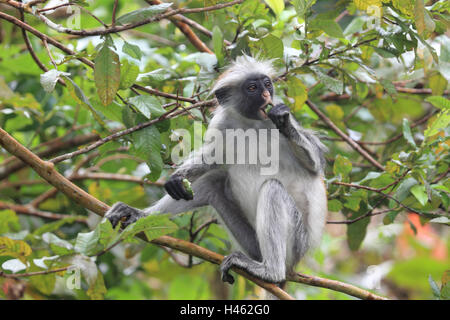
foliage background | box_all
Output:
[0,0,448,300]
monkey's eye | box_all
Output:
[247,84,257,92]
[264,80,272,88]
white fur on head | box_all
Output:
[211,55,276,94]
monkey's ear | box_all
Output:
[214,87,231,105]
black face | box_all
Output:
[240,74,274,120]
[214,73,274,121]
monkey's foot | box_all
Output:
[220,252,245,284]
[105,202,145,228]
[220,251,285,285]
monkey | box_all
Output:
[105,55,328,285]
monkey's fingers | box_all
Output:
[174,181,193,200]
[164,180,182,200]
[165,179,194,201]
[221,271,235,285]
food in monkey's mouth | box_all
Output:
[260,101,273,119]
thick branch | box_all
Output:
[146,0,213,54]
[0,133,99,181]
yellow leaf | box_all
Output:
[353,0,382,11]
[0,237,32,263]
[286,77,308,112]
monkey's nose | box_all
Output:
[262,90,270,98]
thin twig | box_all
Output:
[0,267,69,279]
[0,201,87,223]
[306,100,385,171]
[49,99,216,164]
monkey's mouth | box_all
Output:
[259,100,273,120]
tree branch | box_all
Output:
[289,273,387,300]
[0,133,100,181]
[146,0,213,54]
[7,0,243,37]
[0,201,87,223]
[306,100,385,171]
[0,11,199,103]
[49,99,216,164]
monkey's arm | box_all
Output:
[165,142,221,201]
[268,104,326,174]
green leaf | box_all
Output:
[92,98,123,123]
[286,76,308,111]
[344,195,362,212]
[292,0,316,17]
[252,34,284,59]
[328,199,343,212]
[264,0,285,16]
[309,19,344,38]
[0,210,20,234]
[402,118,416,147]
[410,185,428,206]
[120,214,178,242]
[63,75,106,127]
[325,104,344,122]
[119,59,139,90]
[380,79,397,95]
[424,109,450,137]
[429,217,450,226]
[30,217,79,237]
[347,202,370,251]
[0,237,32,263]
[333,155,352,177]
[428,275,441,298]
[395,178,418,202]
[116,3,172,25]
[212,26,224,66]
[122,41,142,60]
[86,269,107,300]
[425,96,450,110]
[74,228,100,256]
[429,73,448,96]
[94,39,121,106]
[97,219,121,249]
[30,272,56,295]
[133,126,163,181]
[128,95,165,119]
[42,232,74,255]
[313,68,344,94]
[415,0,425,36]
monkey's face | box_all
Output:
[240,74,274,120]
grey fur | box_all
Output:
[105,57,328,286]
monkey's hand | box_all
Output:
[164,174,194,201]
[105,202,146,228]
[268,103,291,136]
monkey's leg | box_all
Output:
[221,179,297,284]
[207,171,262,262]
